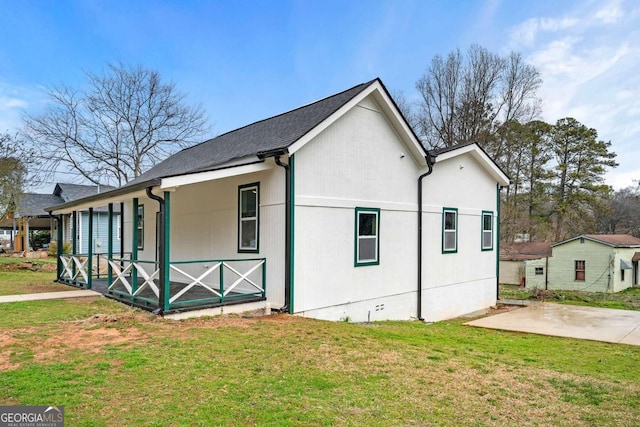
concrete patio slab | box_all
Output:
[466,303,640,346]
[0,290,101,303]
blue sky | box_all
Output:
[1,0,638,190]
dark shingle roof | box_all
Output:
[11,184,119,218]
[54,183,116,202]
[16,194,64,217]
[126,80,375,186]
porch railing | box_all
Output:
[105,257,266,310]
[59,252,132,288]
[107,258,160,307]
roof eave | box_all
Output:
[46,179,161,214]
[287,79,428,167]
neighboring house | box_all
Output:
[499,242,552,286]
[0,183,121,253]
[47,78,509,322]
[52,184,122,255]
[525,234,640,292]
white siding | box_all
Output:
[293,95,500,322]
[419,153,499,322]
[166,167,286,306]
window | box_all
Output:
[238,183,259,252]
[481,211,493,251]
[621,269,625,282]
[575,260,585,281]
[442,208,458,253]
[535,267,544,275]
[355,207,380,266]
[137,205,144,250]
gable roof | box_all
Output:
[431,142,510,186]
[500,241,552,261]
[47,78,431,213]
[553,234,640,248]
[15,194,64,218]
[54,183,115,202]
[126,80,377,186]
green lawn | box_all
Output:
[1,297,639,426]
[0,256,70,295]
[500,284,640,311]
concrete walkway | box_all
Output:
[466,303,640,346]
[0,290,101,303]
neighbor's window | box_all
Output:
[575,260,585,281]
[535,267,544,275]
[442,208,458,253]
[481,211,493,251]
[355,207,380,266]
[238,183,259,252]
[137,205,144,250]
[621,269,625,282]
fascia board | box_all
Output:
[436,144,510,186]
[288,81,427,167]
[160,161,273,190]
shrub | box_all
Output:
[47,241,71,256]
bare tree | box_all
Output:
[415,45,541,150]
[24,63,209,186]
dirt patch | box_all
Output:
[169,312,304,329]
[0,331,21,371]
[0,261,56,272]
[35,326,146,363]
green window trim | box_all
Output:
[137,205,144,250]
[238,182,260,253]
[354,207,380,267]
[481,210,494,251]
[442,207,458,254]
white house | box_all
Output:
[47,78,509,322]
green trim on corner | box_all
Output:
[442,207,458,254]
[132,198,139,296]
[496,185,501,296]
[354,207,381,267]
[87,207,93,289]
[56,214,63,281]
[289,154,295,314]
[237,182,260,254]
[481,210,494,251]
[107,203,113,286]
[163,191,171,311]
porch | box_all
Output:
[57,254,266,313]
[52,190,268,314]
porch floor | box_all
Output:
[62,278,265,314]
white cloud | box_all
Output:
[0,97,28,110]
[595,1,623,23]
[0,82,46,131]
[508,0,640,189]
[510,17,578,47]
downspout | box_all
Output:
[545,256,549,290]
[417,153,436,321]
[274,155,292,313]
[146,187,166,315]
[496,185,503,300]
